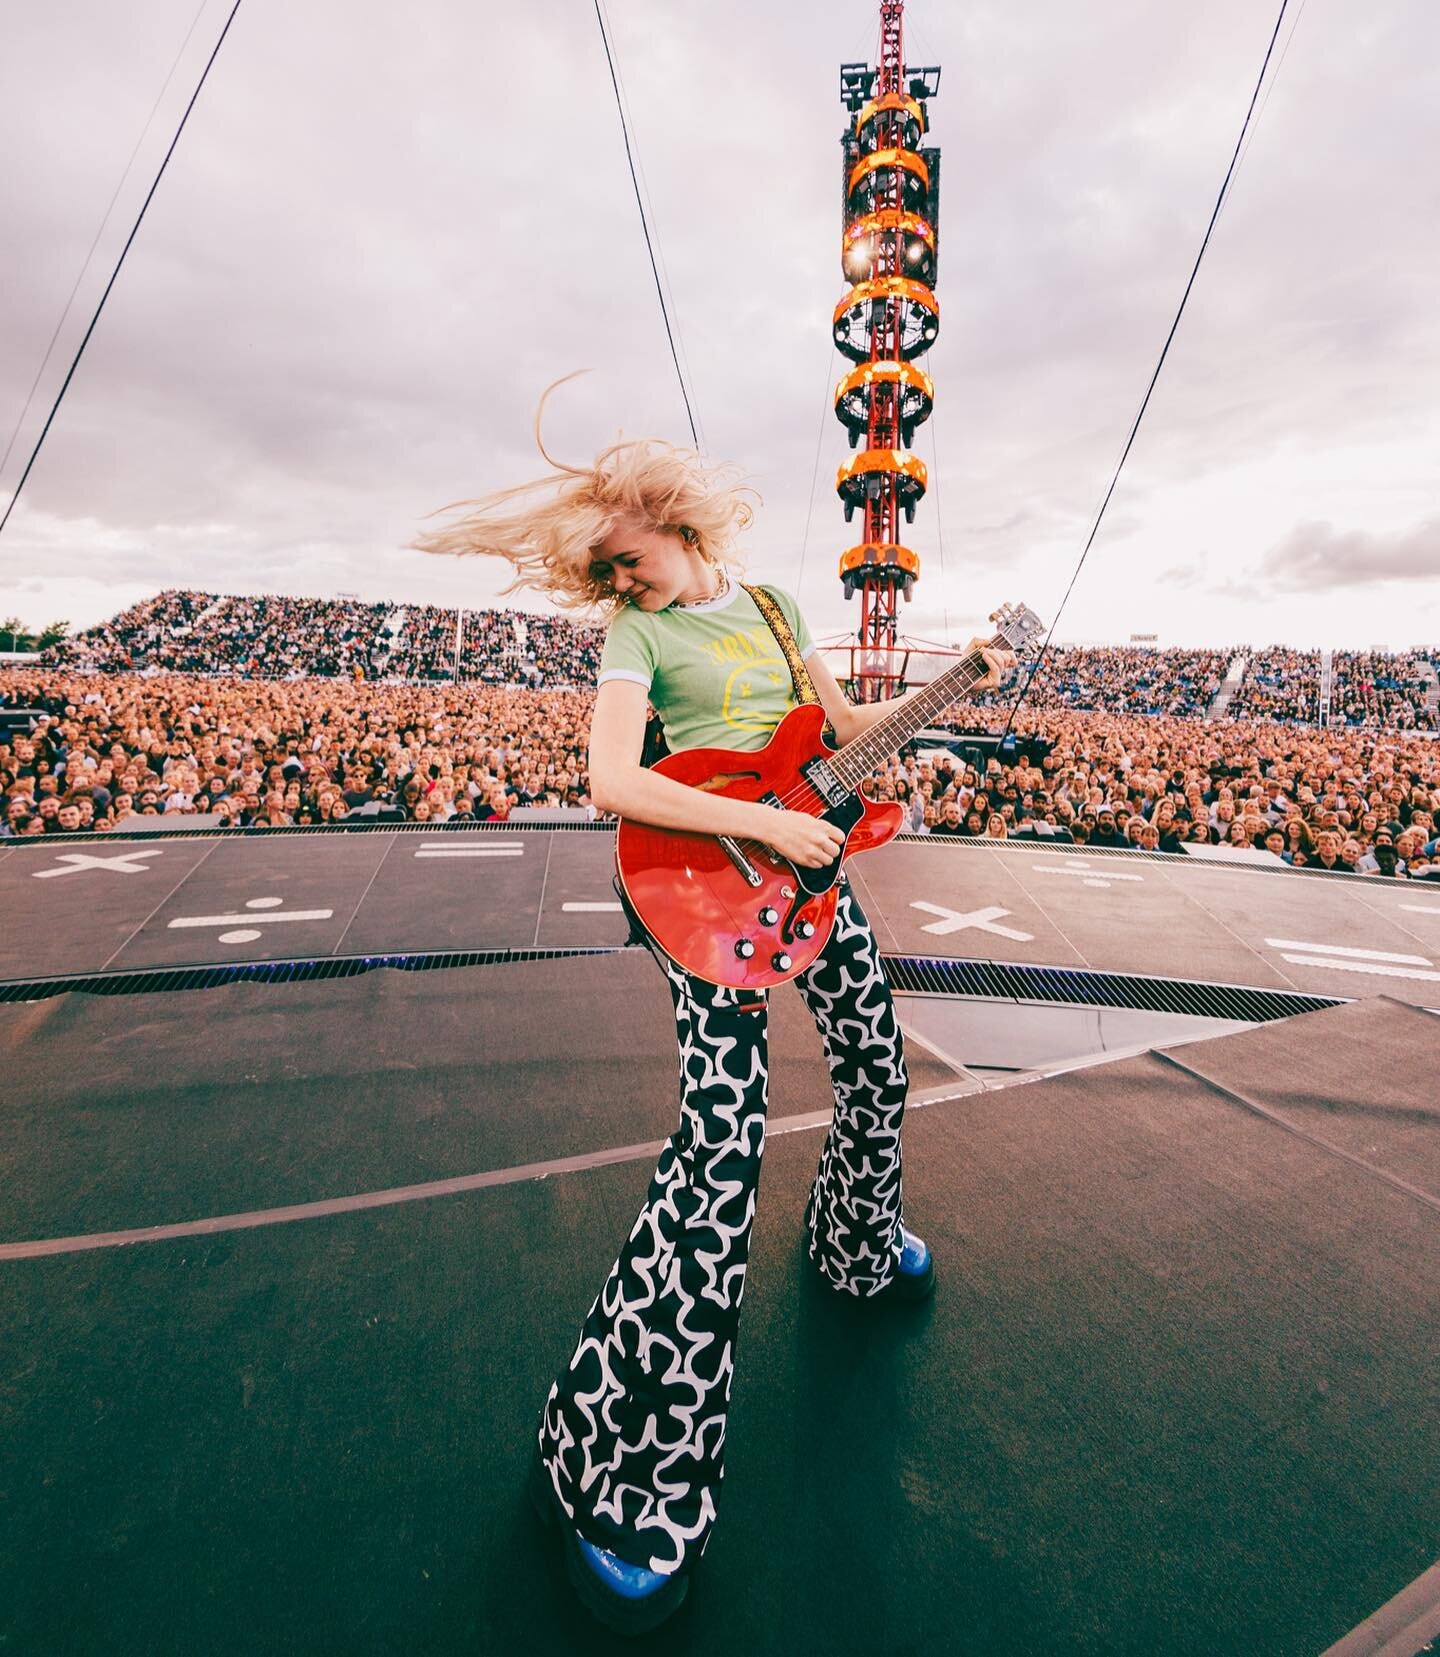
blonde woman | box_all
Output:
[418,378,1010,1636]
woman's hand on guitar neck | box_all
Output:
[762,810,847,869]
[967,638,1017,690]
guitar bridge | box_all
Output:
[718,836,763,886]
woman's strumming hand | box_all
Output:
[763,809,847,869]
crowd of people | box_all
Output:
[376,604,465,681]
[970,644,1231,718]
[518,612,607,687]
[4,664,1438,882]
[40,589,214,671]
[45,591,393,679]
[1224,647,1322,723]
[45,589,606,687]
[874,705,1440,879]
[1331,650,1437,730]
[1,671,595,834]
[39,593,1438,729]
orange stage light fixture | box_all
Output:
[834,4,942,700]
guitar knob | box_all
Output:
[771,952,793,972]
[758,906,778,926]
[796,920,816,940]
[735,938,756,959]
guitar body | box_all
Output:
[615,703,904,989]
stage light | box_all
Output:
[836,17,944,701]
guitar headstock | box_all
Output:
[990,602,1047,655]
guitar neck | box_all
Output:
[825,643,998,791]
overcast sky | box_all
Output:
[2,0,1438,651]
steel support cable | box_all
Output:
[1223,0,1308,221]
[0,0,215,491]
[0,0,245,540]
[593,1,700,451]
[999,0,1291,738]
[603,22,707,459]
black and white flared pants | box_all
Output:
[535,881,909,1575]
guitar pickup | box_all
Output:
[801,757,849,808]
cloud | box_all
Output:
[1255,517,1440,592]
[1158,564,1200,589]
[2,0,1439,648]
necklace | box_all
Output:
[671,566,730,609]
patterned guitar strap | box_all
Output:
[742,584,836,744]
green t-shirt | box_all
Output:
[597,582,818,754]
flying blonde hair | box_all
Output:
[413,371,759,617]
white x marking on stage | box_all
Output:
[911,901,1034,942]
[31,848,166,878]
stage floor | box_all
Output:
[4,829,1440,1010]
[3,959,1438,1655]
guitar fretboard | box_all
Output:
[824,641,999,791]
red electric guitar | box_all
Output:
[615,601,1046,988]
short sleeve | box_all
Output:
[596,606,657,690]
[766,585,817,659]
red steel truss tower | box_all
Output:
[834,4,941,700]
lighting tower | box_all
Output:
[834,3,941,701]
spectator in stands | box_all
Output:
[1310,831,1354,873]
[1355,831,1397,875]
[930,798,965,836]
[1090,809,1126,849]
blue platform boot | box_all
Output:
[529,1446,690,1636]
[887,1224,936,1302]
[806,1222,936,1301]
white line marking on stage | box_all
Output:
[1032,857,1143,886]
[1266,938,1431,965]
[0,1080,978,1260]
[1279,954,1440,984]
[562,902,622,912]
[911,901,1034,942]
[169,898,335,931]
[1401,903,1440,915]
[1321,1554,1440,1657]
[31,849,166,878]
[413,847,525,858]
